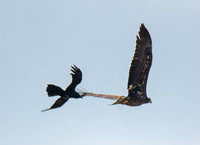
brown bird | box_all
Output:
[81,24,152,106]
[42,65,82,112]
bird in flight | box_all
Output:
[81,24,152,106]
[42,65,82,112]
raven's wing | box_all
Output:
[41,96,69,112]
[66,65,82,91]
[127,24,152,98]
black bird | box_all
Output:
[42,65,82,112]
[82,24,152,106]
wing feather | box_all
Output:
[127,24,152,97]
[66,65,82,91]
[41,97,69,112]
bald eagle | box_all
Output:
[81,24,152,106]
[42,65,82,112]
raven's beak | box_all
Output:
[150,100,152,104]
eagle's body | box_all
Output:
[82,24,152,106]
[42,65,82,112]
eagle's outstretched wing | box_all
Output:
[127,24,152,98]
[66,65,82,91]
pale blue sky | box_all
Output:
[0,0,200,145]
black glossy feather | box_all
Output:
[66,65,82,91]
[42,97,69,112]
[46,84,65,97]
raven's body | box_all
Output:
[42,65,82,112]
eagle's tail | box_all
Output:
[46,84,65,97]
[111,96,127,105]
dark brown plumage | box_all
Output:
[82,24,152,106]
[42,65,82,112]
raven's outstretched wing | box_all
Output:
[41,96,69,112]
[66,65,82,91]
[127,24,152,98]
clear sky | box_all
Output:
[0,0,200,145]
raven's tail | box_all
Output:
[46,84,65,97]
